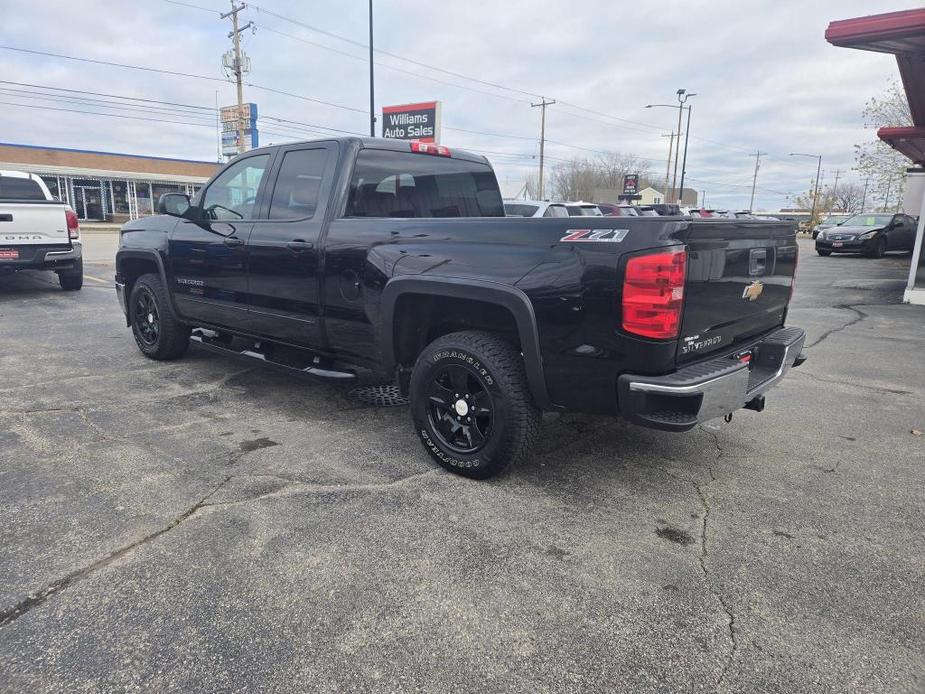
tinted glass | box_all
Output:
[566,206,583,217]
[544,205,568,218]
[0,176,45,200]
[202,154,270,220]
[504,203,539,217]
[345,149,504,218]
[269,148,329,220]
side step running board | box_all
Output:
[190,329,356,383]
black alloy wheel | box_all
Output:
[133,287,160,346]
[128,273,190,360]
[410,330,540,479]
[426,363,494,455]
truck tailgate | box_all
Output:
[677,219,797,363]
[0,202,70,246]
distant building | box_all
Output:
[638,186,698,206]
[0,142,220,222]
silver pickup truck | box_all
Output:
[0,170,83,290]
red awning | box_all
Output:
[827,9,925,164]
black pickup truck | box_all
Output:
[115,137,805,478]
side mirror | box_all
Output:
[158,192,192,218]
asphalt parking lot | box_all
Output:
[1,235,923,693]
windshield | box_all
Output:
[841,214,892,227]
[579,205,603,216]
[821,217,842,226]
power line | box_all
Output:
[0,45,368,115]
[0,99,218,129]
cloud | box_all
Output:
[0,0,916,209]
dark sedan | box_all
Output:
[815,212,918,258]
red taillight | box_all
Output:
[410,141,451,157]
[65,208,80,239]
[622,248,687,339]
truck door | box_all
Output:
[245,143,336,347]
[169,152,271,329]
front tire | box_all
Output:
[410,330,540,479]
[129,273,190,360]
[816,250,831,257]
[867,237,887,259]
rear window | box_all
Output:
[504,203,539,217]
[544,204,568,218]
[345,149,504,218]
[0,176,46,200]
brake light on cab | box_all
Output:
[622,248,687,339]
[65,208,80,240]
[410,142,451,157]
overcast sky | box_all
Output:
[0,0,918,210]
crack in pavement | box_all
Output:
[689,425,736,686]
[0,475,233,630]
[804,304,868,349]
[693,477,738,689]
[0,467,442,631]
[790,369,914,396]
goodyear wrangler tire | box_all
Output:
[129,273,190,361]
[410,330,541,479]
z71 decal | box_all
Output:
[559,228,630,243]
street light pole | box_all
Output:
[368,0,375,137]
[678,103,693,204]
[647,90,696,204]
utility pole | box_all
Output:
[861,176,870,212]
[222,1,253,154]
[831,168,841,212]
[368,0,375,137]
[701,190,706,207]
[671,102,683,202]
[884,173,893,212]
[661,132,675,204]
[749,151,766,213]
[531,98,555,199]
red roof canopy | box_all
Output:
[826,8,925,164]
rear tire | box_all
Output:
[816,250,831,257]
[129,273,190,360]
[58,259,83,290]
[410,330,540,479]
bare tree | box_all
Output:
[833,182,865,214]
[549,153,654,201]
[855,80,912,211]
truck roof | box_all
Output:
[245,137,492,166]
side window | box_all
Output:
[268,148,330,220]
[201,154,270,221]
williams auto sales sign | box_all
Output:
[382,101,442,143]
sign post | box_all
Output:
[619,174,641,203]
[382,101,441,143]
[220,103,259,159]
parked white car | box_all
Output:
[503,199,571,217]
[0,170,82,290]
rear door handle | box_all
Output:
[287,240,314,252]
[223,237,243,248]
[0,214,12,222]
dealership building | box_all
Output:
[0,143,220,222]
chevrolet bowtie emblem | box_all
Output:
[742,280,764,301]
